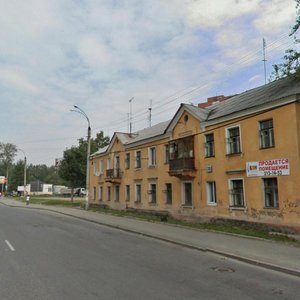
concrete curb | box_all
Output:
[1,201,300,278]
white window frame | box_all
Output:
[114,185,120,202]
[164,144,169,164]
[228,178,246,208]
[182,181,193,206]
[165,183,172,204]
[225,125,242,155]
[99,186,103,201]
[135,183,142,202]
[259,119,275,149]
[107,186,111,201]
[135,150,141,169]
[204,133,215,158]
[125,185,130,202]
[148,183,157,203]
[263,178,279,208]
[107,158,111,170]
[125,153,130,169]
[93,161,97,175]
[148,146,156,167]
[99,160,104,175]
[206,181,216,205]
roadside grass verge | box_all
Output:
[11,196,299,244]
[88,206,300,244]
[15,196,83,207]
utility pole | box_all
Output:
[129,97,134,136]
[262,38,267,84]
[71,105,91,210]
[18,149,27,196]
[148,99,152,127]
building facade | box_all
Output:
[89,76,300,229]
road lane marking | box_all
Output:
[5,240,15,251]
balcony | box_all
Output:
[105,168,122,184]
[168,158,196,179]
[168,135,196,179]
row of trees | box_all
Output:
[0,131,109,193]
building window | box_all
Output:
[135,150,141,169]
[93,187,96,200]
[115,185,120,202]
[165,183,172,204]
[125,153,130,169]
[99,186,103,201]
[264,178,278,208]
[107,158,111,170]
[206,181,216,205]
[148,183,157,203]
[226,126,241,154]
[107,186,111,201]
[148,147,156,167]
[93,161,97,175]
[164,144,169,164]
[125,185,130,202]
[205,133,215,157]
[135,184,141,202]
[260,119,274,149]
[99,160,104,175]
[182,182,192,206]
[229,179,244,207]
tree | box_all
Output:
[9,160,25,192]
[271,0,300,80]
[58,131,110,201]
[92,131,110,153]
[58,146,86,201]
[0,143,17,192]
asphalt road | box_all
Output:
[0,205,299,300]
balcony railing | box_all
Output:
[169,158,195,171]
[106,168,122,179]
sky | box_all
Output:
[0,0,298,166]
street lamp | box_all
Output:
[71,105,91,210]
[18,149,27,197]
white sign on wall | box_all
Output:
[246,158,290,177]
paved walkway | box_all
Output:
[1,197,300,277]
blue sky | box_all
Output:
[0,0,297,165]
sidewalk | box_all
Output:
[1,197,300,277]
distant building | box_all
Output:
[18,181,53,195]
[89,76,300,230]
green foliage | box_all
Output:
[0,142,17,191]
[8,160,25,191]
[58,130,109,188]
[59,145,86,188]
[270,0,300,80]
[0,143,17,168]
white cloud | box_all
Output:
[78,36,112,67]
[254,0,296,34]
[186,0,260,29]
[0,68,40,94]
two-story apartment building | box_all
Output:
[89,76,300,229]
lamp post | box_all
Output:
[18,149,27,196]
[71,105,91,210]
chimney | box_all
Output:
[198,95,232,108]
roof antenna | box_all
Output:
[129,97,134,136]
[148,99,152,127]
[262,38,267,84]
